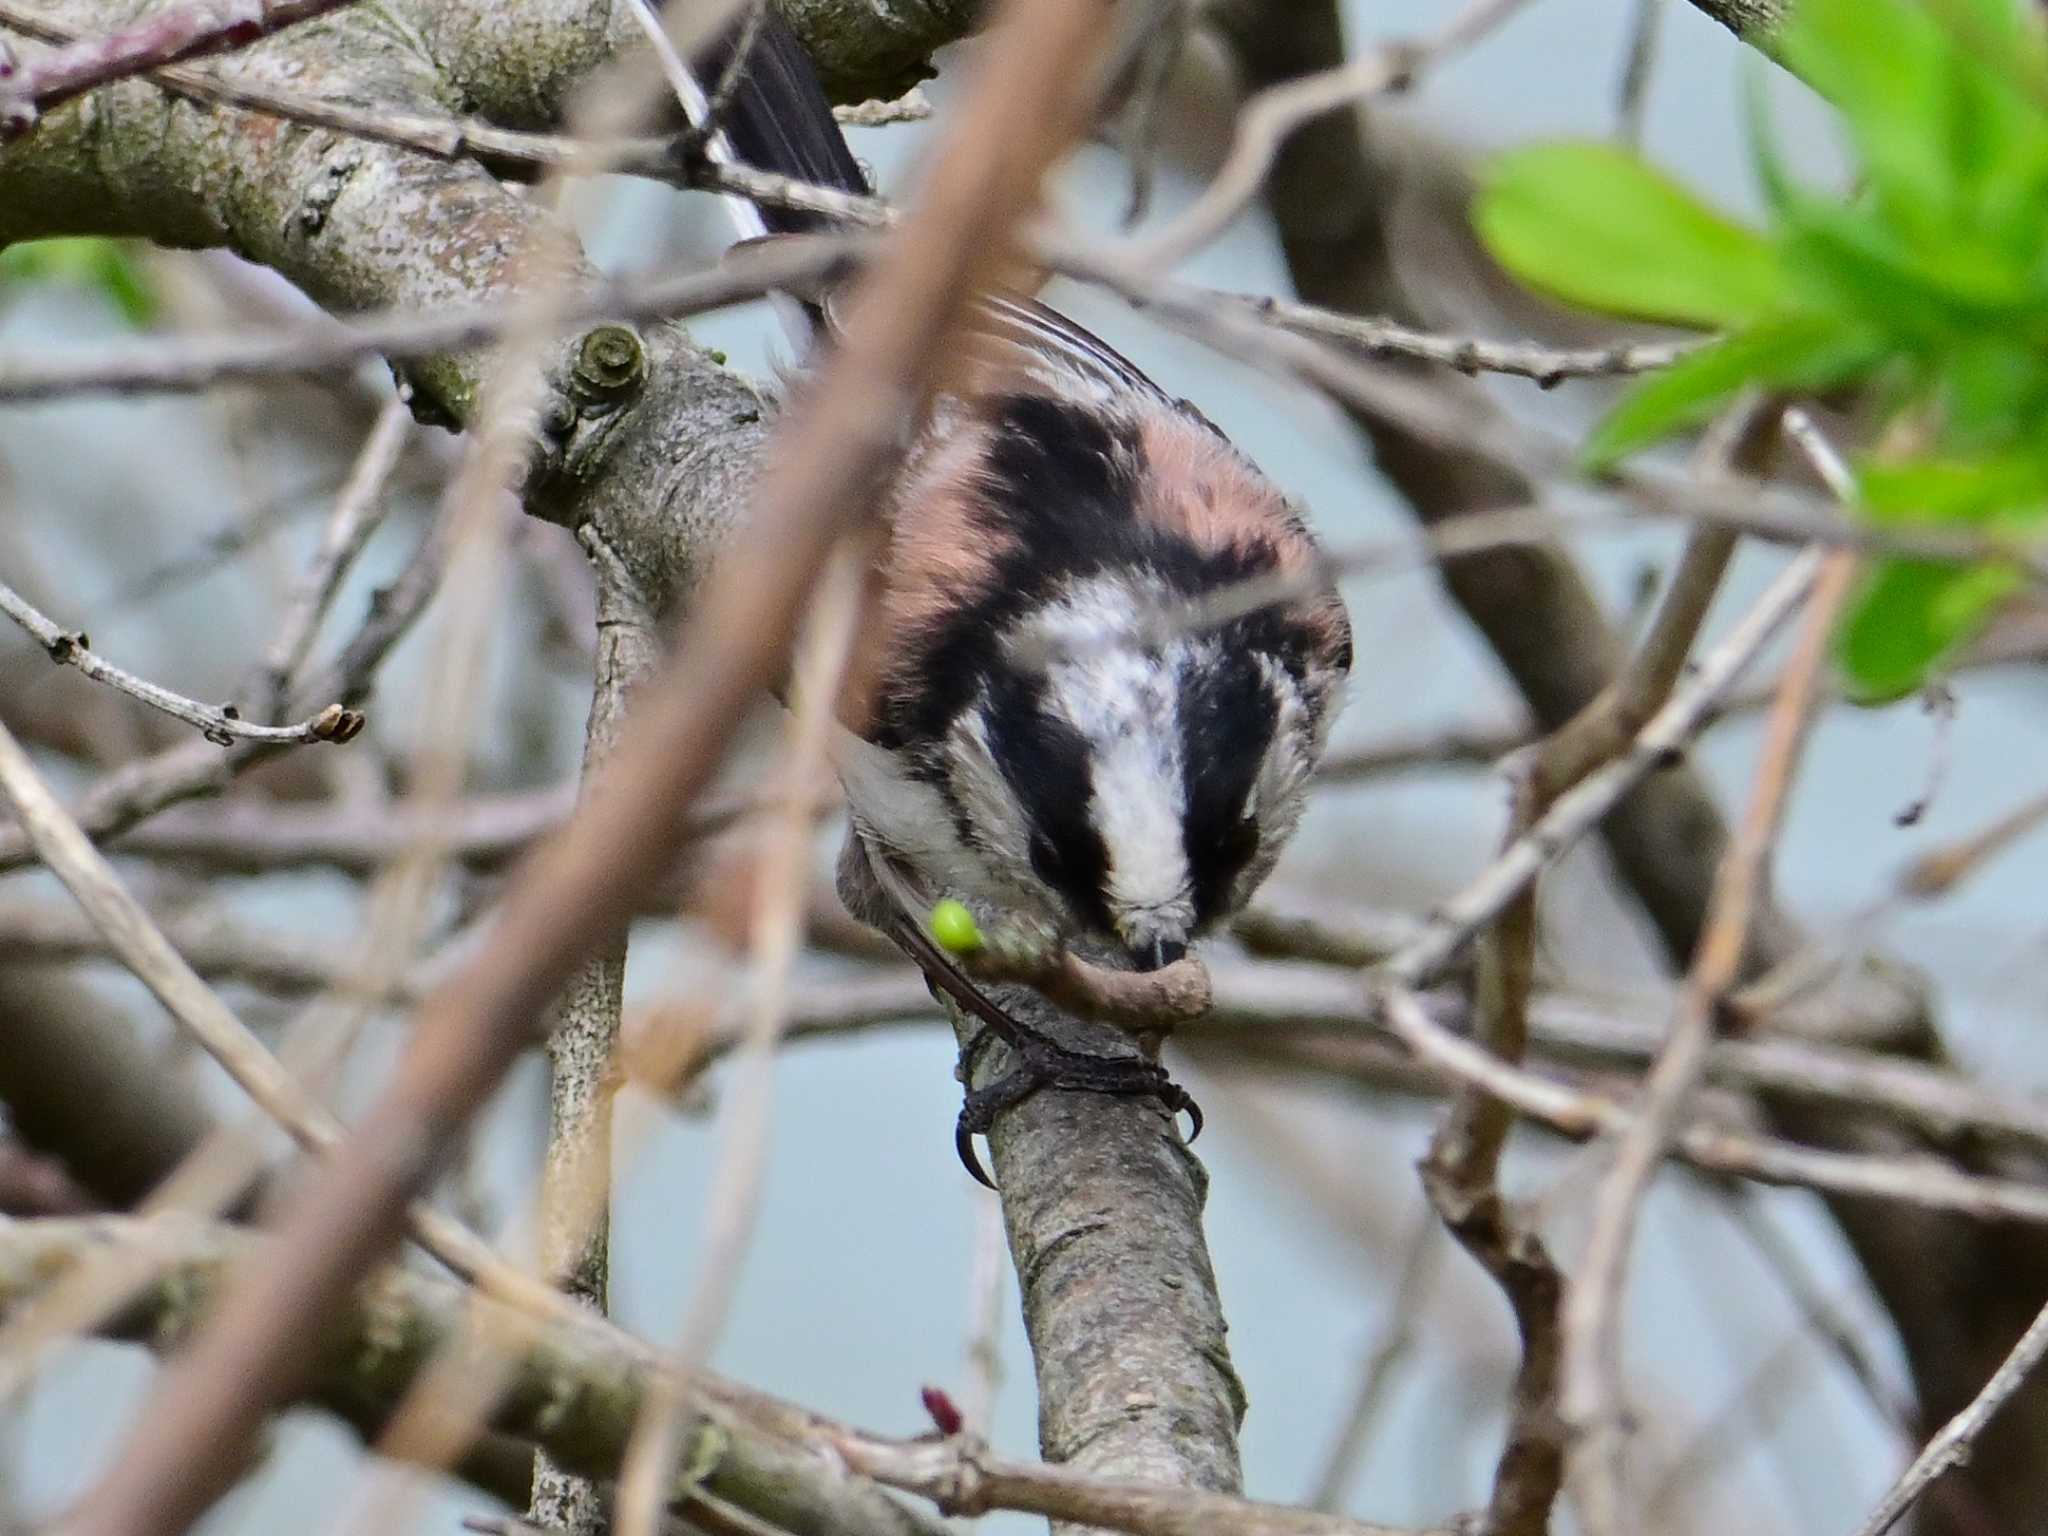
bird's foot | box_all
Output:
[953,1025,1201,1188]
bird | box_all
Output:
[681,6,1353,1183]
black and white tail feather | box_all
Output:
[679,7,1175,396]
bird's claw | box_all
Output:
[952,1029,1202,1188]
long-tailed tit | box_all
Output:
[682,9,1353,1181]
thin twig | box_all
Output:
[1380,547,1823,993]
[1309,1211,1444,1511]
[961,1189,1006,1437]
[1241,293,1697,383]
[1122,0,1532,267]
[1115,0,1192,226]
[1897,782,2048,901]
[1564,411,1858,1536]
[0,576,364,745]
[1416,407,1761,1536]
[0,896,435,1000]
[1053,242,2048,585]
[1613,0,1665,146]
[1714,1185,1915,1435]
[832,88,930,126]
[1847,1296,2048,1536]
[1374,980,2048,1225]
[252,395,410,720]
[0,236,867,401]
[0,0,367,136]
[0,502,445,873]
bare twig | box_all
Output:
[1897,783,2048,901]
[960,1189,1006,1436]
[1714,1186,1916,1435]
[0,236,866,401]
[1414,402,1760,1536]
[252,396,411,720]
[0,511,445,873]
[0,896,432,999]
[963,934,1216,1032]
[1613,0,1665,145]
[1381,548,1823,994]
[0,0,366,136]
[1122,0,1531,267]
[1308,1211,1443,1511]
[0,576,365,745]
[1848,1296,2048,1536]
[1114,0,1192,225]
[643,960,2048,1183]
[833,87,930,125]
[1565,411,1858,1536]
[1374,981,2048,1225]
[1240,293,1697,383]
[1891,682,1956,828]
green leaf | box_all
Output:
[0,238,158,328]
[1582,315,1884,471]
[1778,0,1945,212]
[1742,63,1803,222]
[1937,337,2048,448]
[1857,452,2048,521]
[1836,556,2021,699]
[1475,142,1787,328]
[1781,199,2025,337]
[1785,0,2048,245]
[1782,0,1977,212]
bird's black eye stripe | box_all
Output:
[872,393,1328,759]
[1180,657,1278,926]
[981,670,1114,934]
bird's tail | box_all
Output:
[689,7,873,239]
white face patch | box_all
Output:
[1029,577,1197,950]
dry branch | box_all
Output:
[0,577,364,746]
[0,1214,1451,1536]
[0,0,363,133]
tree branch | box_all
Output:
[0,1213,1448,1536]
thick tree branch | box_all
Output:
[0,1214,1442,1536]
[531,550,661,1535]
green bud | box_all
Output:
[929,899,982,955]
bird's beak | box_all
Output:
[1132,936,1188,972]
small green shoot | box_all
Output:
[1472,0,2048,699]
[929,899,983,955]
